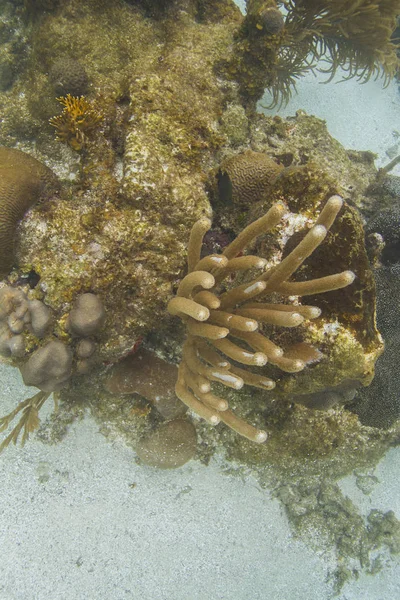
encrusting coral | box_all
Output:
[168,195,355,442]
[105,347,186,420]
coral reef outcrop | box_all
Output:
[0,0,388,466]
[0,1,397,592]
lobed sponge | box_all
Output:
[0,286,52,358]
[67,293,105,337]
[19,340,73,392]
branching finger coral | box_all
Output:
[168,195,355,443]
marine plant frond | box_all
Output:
[0,391,52,452]
[261,47,316,109]
[282,0,400,84]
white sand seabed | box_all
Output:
[1,55,400,600]
[0,363,332,600]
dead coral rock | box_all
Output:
[249,112,377,212]
[67,293,105,337]
[0,148,59,278]
[135,419,197,469]
[105,348,186,420]
[230,0,285,104]
[19,340,73,392]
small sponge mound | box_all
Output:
[28,299,52,338]
[49,57,89,96]
[247,3,285,36]
[76,338,96,359]
[0,286,53,358]
[0,147,59,278]
[135,419,197,469]
[67,293,105,337]
[19,340,73,392]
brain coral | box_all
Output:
[0,148,59,279]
